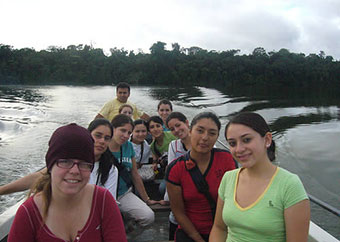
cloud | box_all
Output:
[1,0,339,59]
[199,9,301,54]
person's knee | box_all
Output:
[139,209,155,227]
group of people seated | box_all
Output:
[0,82,311,242]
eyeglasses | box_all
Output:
[93,133,111,142]
[56,159,93,171]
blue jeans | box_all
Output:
[159,179,166,197]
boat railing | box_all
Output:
[308,194,340,218]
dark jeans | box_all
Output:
[159,179,166,197]
[175,228,209,242]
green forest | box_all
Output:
[0,41,339,90]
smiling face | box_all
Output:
[132,123,148,144]
[116,88,130,103]
[158,104,172,123]
[90,124,112,159]
[168,118,189,140]
[148,120,164,139]
[120,106,133,117]
[50,159,91,196]
[190,118,219,154]
[113,123,133,145]
[226,123,272,168]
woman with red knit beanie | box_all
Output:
[8,123,127,242]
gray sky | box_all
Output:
[1,0,340,59]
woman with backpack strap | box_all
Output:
[166,112,237,242]
[109,114,157,228]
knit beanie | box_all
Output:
[45,123,95,172]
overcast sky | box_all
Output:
[1,0,340,59]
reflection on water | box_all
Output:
[1,85,340,238]
[270,112,334,135]
[0,86,49,145]
[148,86,204,103]
[0,85,47,103]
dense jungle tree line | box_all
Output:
[0,41,339,90]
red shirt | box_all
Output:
[8,186,127,242]
[166,148,237,234]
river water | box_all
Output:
[0,85,339,238]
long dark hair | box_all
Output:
[225,112,276,161]
[88,118,113,136]
[88,118,114,186]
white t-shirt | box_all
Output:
[89,161,119,200]
[131,140,152,164]
[168,139,188,164]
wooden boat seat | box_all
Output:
[149,203,171,212]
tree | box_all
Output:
[252,47,268,57]
[0,42,339,89]
[171,43,181,53]
[150,41,167,55]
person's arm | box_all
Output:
[0,168,46,195]
[96,101,112,121]
[167,182,205,242]
[284,199,310,242]
[131,157,157,205]
[209,196,228,242]
[94,113,104,119]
